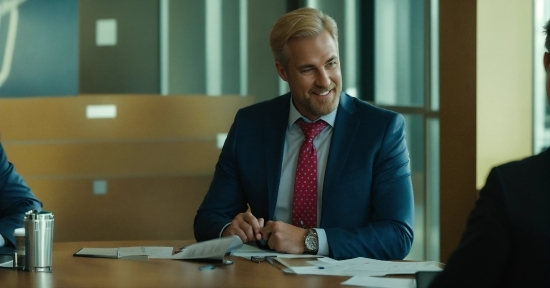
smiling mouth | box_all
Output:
[313,89,332,96]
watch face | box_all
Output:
[305,235,318,251]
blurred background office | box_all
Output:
[0,0,547,264]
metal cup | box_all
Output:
[24,210,54,272]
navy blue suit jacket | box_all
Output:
[430,148,550,287]
[0,143,42,248]
[194,93,414,260]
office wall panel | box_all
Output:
[27,176,212,242]
[439,0,477,263]
[168,0,206,94]
[0,95,252,141]
[0,94,254,242]
[79,0,160,93]
[4,141,218,177]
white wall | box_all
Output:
[476,0,534,189]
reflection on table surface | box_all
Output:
[0,240,351,288]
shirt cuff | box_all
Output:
[315,228,329,256]
[219,223,231,238]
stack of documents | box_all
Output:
[232,244,442,287]
[275,257,442,276]
[74,235,244,262]
[74,246,174,259]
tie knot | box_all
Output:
[297,119,328,140]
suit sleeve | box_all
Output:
[194,111,249,241]
[429,167,510,288]
[0,144,43,247]
[324,114,414,260]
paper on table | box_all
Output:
[144,247,174,259]
[171,235,243,261]
[282,257,442,277]
[0,260,13,267]
[119,247,147,257]
[75,248,119,258]
[341,276,415,288]
[231,244,327,259]
[74,246,173,259]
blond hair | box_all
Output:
[269,7,338,66]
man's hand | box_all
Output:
[261,221,307,254]
[222,212,264,243]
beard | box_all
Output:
[296,88,340,117]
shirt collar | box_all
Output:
[287,95,338,131]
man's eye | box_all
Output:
[301,68,313,73]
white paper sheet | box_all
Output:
[144,247,174,259]
[283,257,442,277]
[341,276,415,288]
[171,235,243,260]
[0,260,13,267]
[119,247,147,257]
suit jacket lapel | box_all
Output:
[265,94,291,219]
[322,94,360,222]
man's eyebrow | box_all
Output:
[325,56,338,63]
[297,64,315,70]
[297,56,339,70]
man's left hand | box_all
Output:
[261,221,307,254]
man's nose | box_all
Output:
[315,69,331,88]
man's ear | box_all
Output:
[275,61,288,81]
[544,52,550,72]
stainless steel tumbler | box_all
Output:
[24,210,54,272]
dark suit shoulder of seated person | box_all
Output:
[0,142,42,248]
[193,6,413,262]
[429,149,550,288]
[430,19,550,288]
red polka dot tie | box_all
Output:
[292,119,328,229]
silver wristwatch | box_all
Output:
[303,229,319,254]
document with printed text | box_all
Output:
[171,235,243,261]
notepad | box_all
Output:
[74,246,174,259]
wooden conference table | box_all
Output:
[0,240,352,288]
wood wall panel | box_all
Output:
[0,95,252,141]
[0,94,254,242]
[3,141,219,177]
[439,0,477,263]
[27,176,213,242]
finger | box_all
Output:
[255,218,265,240]
[224,226,248,243]
[237,219,256,241]
[261,220,274,241]
[241,213,262,238]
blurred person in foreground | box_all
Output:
[0,142,42,249]
[429,19,550,288]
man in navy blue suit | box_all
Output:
[429,20,550,287]
[0,142,42,248]
[194,7,414,260]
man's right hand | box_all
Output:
[222,212,264,243]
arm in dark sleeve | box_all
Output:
[429,168,510,288]
[325,114,414,260]
[0,144,42,247]
[194,112,249,241]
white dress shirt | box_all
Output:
[273,96,336,255]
